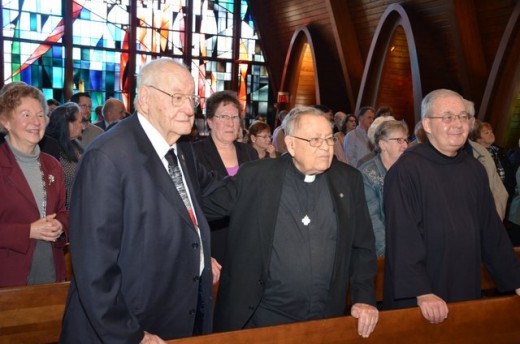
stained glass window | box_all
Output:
[192,0,269,121]
[135,0,186,56]
[72,1,130,120]
[2,0,65,100]
[1,0,271,123]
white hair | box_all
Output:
[367,115,395,145]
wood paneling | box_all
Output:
[377,26,415,129]
[293,44,316,107]
[250,0,519,145]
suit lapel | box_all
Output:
[129,116,194,229]
[175,145,201,229]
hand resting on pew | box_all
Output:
[350,303,379,338]
[416,293,448,324]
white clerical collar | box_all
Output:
[304,174,316,183]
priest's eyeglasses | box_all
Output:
[427,112,473,123]
[292,135,336,147]
[146,85,201,107]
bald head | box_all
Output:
[102,98,126,125]
[334,111,347,130]
[133,58,196,145]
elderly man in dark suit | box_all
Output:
[60,58,215,343]
[95,98,126,131]
[203,106,379,338]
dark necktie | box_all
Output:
[165,149,197,226]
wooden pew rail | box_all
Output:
[169,296,520,344]
[1,247,518,343]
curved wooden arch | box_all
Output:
[479,1,520,147]
[326,0,363,109]
[280,26,319,109]
[357,3,422,124]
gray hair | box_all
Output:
[284,106,331,136]
[374,120,409,153]
[464,99,475,117]
[421,89,464,119]
[368,115,395,145]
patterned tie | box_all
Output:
[165,149,197,227]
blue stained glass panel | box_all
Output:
[2,0,270,122]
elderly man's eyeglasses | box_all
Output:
[386,138,409,144]
[292,135,336,147]
[146,85,201,107]
[428,112,473,123]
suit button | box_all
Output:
[189,309,196,316]
[193,275,200,282]
[257,280,263,285]
[248,305,255,311]
[192,243,199,249]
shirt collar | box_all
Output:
[137,112,176,159]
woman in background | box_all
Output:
[472,120,514,196]
[193,90,258,266]
[249,121,277,159]
[46,102,84,208]
[359,120,409,256]
[344,114,358,134]
[0,83,68,287]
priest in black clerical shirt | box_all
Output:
[203,106,378,338]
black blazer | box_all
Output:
[192,136,258,263]
[192,136,258,179]
[203,154,377,332]
[60,115,215,342]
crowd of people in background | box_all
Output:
[1,59,519,343]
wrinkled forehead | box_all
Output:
[295,114,333,135]
[166,66,194,89]
[432,94,466,114]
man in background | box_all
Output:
[344,106,375,167]
[96,98,126,131]
[70,92,104,148]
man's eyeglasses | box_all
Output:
[292,135,336,147]
[386,138,409,144]
[427,112,473,123]
[214,114,241,122]
[256,134,272,139]
[146,85,201,107]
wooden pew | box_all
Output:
[0,282,69,344]
[169,296,520,344]
[0,247,518,343]
[373,246,520,302]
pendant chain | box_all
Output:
[37,158,47,218]
[298,178,320,227]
